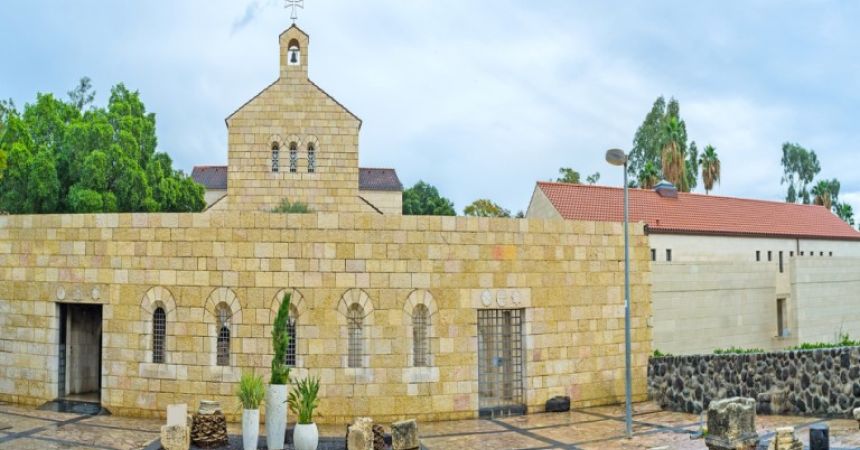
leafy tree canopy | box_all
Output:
[585,172,600,185]
[463,199,511,217]
[780,142,820,204]
[629,96,698,192]
[402,181,456,216]
[556,168,581,184]
[0,78,204,214]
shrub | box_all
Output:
[652,349,672,358]
[713,347,765,355]
[237,372,266,410]
[271,292,292,385]
[271,198,310,213]
[789,332,860,350]
[288,376,320,424]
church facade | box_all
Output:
[0,26,651,423]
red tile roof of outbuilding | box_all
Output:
[191,166,228,190]
[536,181,860,241]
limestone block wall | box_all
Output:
[0,212,651,423]
[652,262,783,355]
[792,258,860,344]
[359,190,402,216]
[648,348,860,418]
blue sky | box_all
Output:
[2,0,859,217]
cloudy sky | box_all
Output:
[2,1,859,217]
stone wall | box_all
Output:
[648,347,860,418]
[0,211,651,423]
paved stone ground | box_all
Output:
[0,401,858,449]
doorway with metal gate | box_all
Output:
[57,303,102,404]
[477,308,525,418]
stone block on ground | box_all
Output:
[391,419,419,450]
[854,407,860,429]
[809,424,829,450]
[372,424,386,450]
[347,417,374,450]
[160,424,190,450]
[705,397,759,450]
[766,427,802,450]
[166,403,187,426]
[545,396,571,413]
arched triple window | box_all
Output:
[152,307,166,364]
[289,142,298,173]
[216,302,232,366]
[307,143,316,173]
[347,303,364,368]
[285,304,298,367]
[412,304,430,367]
[271,142,280,173]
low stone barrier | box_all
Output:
[648,347,860,418]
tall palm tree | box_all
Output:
[698,145,721,195]
[660,116,686,188]
[638,161,660,189]
[811,180,834,210]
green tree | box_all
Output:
[835,202,855,227]
[629,97,696,191]
[637,161,660,189]
[781,142,820,204]
[402,181,456,216]
[811,178,840,210]
[660,116,686,189]
[0,78,204,214]
[698,145,721,195]
[464,199,511,217]
[585,172,600,184]
[556,168,581,184]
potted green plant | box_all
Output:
[237,372,265,450]
[267,293,292,450]
[288,376,320,450]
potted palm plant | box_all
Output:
[237,372,265,450]
[267,293,292,450]
[288,376,320,450]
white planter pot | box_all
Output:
[242,409,260,450]
[265,384,288,450]
[293,422,319,450]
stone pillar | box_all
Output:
[392,419,419,450]
[347,417,374,450]
[766,427,802,450]
[704,397,759,450]
[809,424,829,450]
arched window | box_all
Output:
[288,39,301,66]
[412,304,429,367]
[285,304,297,367]
[307,143,316,173]
[152,307,166,364]
[271,142,280,173]
[289,142,298,173]
[216,302,231,366]
[347,303,363,368]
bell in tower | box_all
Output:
[288,44,300,66]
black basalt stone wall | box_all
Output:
[647,347,860,418]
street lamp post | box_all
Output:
[605,148,633,439]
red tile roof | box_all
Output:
[536,181,860,241]
[358,168,403,191]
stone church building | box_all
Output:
[0,26,651,423]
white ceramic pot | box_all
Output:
[293,422,319,450]
[265,384,288,450]
[242,409,260,450]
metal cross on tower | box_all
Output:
[285,0,304,23]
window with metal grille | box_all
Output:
[284,311,297,367]
[412,304,430,367]
[152,307,166,364]
[216,303,231,366]
[347,303,363,368]
[289,142,298,173]
[307,143,316,173]
[271,142,280,173]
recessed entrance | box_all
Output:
[57,303,102,404]
[477,308,526,418]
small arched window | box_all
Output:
[152,307,166,364]
[289,142,298,173]
[347,303,363,368]
[307,143,316,173]
[412,304,430,366]
[285,304,298,367]
[216,303,231,366]
[271,142,280,173]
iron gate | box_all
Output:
[477,308,525,418]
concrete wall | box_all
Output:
[525,187,562,220]
[792,257,860,344]
[0,211,651,423]
[648,234,860,263]
[358,190,402,216]
[226,27,362,213]
[651,262,785,355]
[203,189,227,208]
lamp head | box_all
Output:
[605,148,628,166]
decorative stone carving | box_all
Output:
[766,427,802,450]
[391,419,419,450]
[190,401,227,448]
[704,397,759,450]
[372,423,386,450]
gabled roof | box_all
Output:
[535,181,860,241]
[358,168,403,191]
[191,166,228,190]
